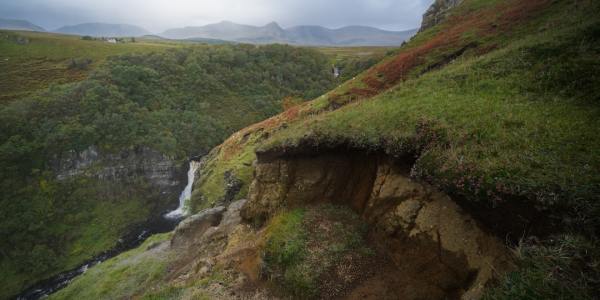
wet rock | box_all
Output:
[171,206,226,248]
[221,170,243,204]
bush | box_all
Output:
[67,58,93,70]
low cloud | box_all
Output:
[0,0,434,32]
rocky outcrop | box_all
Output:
[52,145,185,198]
[420,0,464,32]
[242,149,513,299]
[171,206,226,248]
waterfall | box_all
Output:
[165,160,201,219]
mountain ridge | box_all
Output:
[162,21,417,46]
[54,22,150,37]
[0,18,45,32]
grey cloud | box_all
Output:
[0,0,434,33]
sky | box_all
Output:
[0,0,434,33]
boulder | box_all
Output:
[171,206,226,248]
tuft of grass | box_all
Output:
[140,286,186,300]
[484,235,600,300]
[262,205,372,298]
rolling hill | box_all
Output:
[54,23,150,37]
[0,18,45,32]
[162,21,417,46]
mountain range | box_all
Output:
[0,18,417,46]
[0,18,45,32]
[54,23,150,37]
[162,21,417,46]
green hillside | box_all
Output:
[185,0,600,297]
[0,42,342,298]
[4,0,600,298]
[0,30,180,102]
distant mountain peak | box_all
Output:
[162,21,417,46]
[54,22,150,37]
[0,18,46,32]
[265,22,282,29]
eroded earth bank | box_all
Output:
[53,147,516,300]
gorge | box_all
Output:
[17,158,205,299]
[2,0,600,298]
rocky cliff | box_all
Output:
[241,147,512,299]
[420,0,463,31]
[52,145,185,201]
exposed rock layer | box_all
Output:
[53,145,185,204]
[242,149,512,299]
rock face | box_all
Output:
[420,0,464,32]
[242,149,513,299]
[171,206,226,248]
[52,145,185,198]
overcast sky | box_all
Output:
[0,0,434,33]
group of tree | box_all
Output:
[0,43,338,297]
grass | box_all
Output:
[484,235,600,299]
[315,46,395,62]
[0,30,180,102]
[50,233,173,300]
[0,179,156,299]
[262,205,371,298]
[192,0,600,234]
[262,13,600,227]
[190,132,261,211]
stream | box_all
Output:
[16,160,200,300]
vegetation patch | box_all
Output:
[484,235,600,299]
[262,205,372,298]
[0,30,179,102]
[50,233,173,300]
[0,43,338,297]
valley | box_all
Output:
[2,0,600,299]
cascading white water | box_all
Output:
[165,160,201,219]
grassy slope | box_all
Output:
[0,31,386,298]
[0,30,180,102]
[41,1,600,298]
[50,233,174,300]
[192,0,600,231]
[187,0,600,297]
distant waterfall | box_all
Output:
[165,160,201,219]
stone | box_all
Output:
[171,206,226,248]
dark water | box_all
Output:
[15,214,182,300]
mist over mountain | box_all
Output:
[162,21,417,46]
[0,18,45,32]
[54,23,150,37]
[2,17,416,46]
